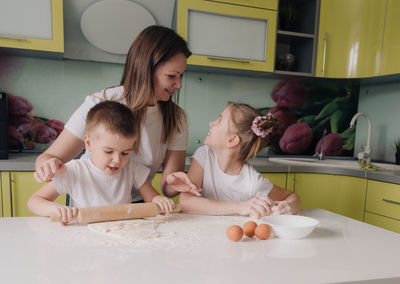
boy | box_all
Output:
[28,101,175,225]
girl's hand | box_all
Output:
[34,157,66,182]
[152,195,175,214]
[51,205,78,226]
[240,196,274,219]
[271,200,295,215]
[166,172,202,196]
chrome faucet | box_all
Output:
[350,112,371,162]
[314,128,327,160]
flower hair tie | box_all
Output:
[251,113,274,138]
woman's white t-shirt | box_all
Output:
[192,145,273,201]
[52,159,150,208]
[64,86,188,183]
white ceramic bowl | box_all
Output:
[261,215,320,239]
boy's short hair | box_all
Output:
[86,101,135,138]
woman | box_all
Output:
[35,25,200,200]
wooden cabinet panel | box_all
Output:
[381,0,400,76]
[261,173,287,190]
[366,180,400,220]
[316,0,386,78]
[208,0,277,10]
[364,212,400,234]
[294,173,367,221]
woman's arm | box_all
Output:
[160,150,186,197]
[35,129,85,182]
[27,181,78,224]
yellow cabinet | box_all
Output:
[0,0,63,53]
[261,173,287,190]
[290,173,367,221]
[1,172,66,217]
[364,180,400,233]
[176,0,277,72]
[381,0,400,76]
[316,0,386,78]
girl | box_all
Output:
[167,102,300,218]
[34,25,200,200]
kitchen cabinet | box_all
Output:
[288,173,367,221]
[364,180,400,233]
[381,0,400,76]
[176,0,277,72]
[274,0,319,76]
[315,0,386,78]
[1,171,66,217]
[0,0,63,53]
[261,173,287,190]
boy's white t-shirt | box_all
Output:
[192,145,273,201]
[52,159,150,208]
[64,86,188,182]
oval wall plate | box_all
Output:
[80,0,156,55]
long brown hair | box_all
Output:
[228,102,278,162]
[120,25,192,152]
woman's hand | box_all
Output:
[152,195,175,214]
[34,157,66,182]
[239,196,274,219]
[50,205,78,226]
[271,200,296,215]
[166,172,202,196]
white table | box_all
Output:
[1,209,400,284]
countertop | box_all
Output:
[2,153,400,184]
[1,209,400,284]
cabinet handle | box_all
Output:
[207,57,251,64]
[0,35,28,41]
[322,32,327,77]
[382,198,400,206]
[8,172,13,217]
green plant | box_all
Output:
[393,138,400,153]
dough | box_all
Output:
[88,219,164,241]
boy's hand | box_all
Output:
[51,205,78,226]
[152,196,175,214]
[34,158,66,182]
[271,200,295,215]
[240,196,274,219]
[166,172,202,196]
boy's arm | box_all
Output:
[268,185,301,215]
[137,180,175,214]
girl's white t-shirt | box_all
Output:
[52,159,150,208]
[192,145,273,201]
[64,86,188,182]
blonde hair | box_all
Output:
[120,25,191,152]
[86,101,135,140]
[227,102,278,162]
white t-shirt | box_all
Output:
[52,159,150,208]
[192,145,273,201]
[64,86,188,181]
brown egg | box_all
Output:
[226,225,243,242]
[243,221,258,237]
[255,224,272,240]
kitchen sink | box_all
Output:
[268,157,400,172]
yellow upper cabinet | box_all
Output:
[381,0,400,76]
[316,0,386,78]
[0,0,63,53]
[176,0,277,72]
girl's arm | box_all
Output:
[27,181,78,225]
[268,185,301,215]
[35,129,84,182]
[160,150,187,197]
[137,180,175,214]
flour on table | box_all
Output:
[88,219,164,241]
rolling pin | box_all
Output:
[51,202,181,224]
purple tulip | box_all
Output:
[269,107,297,136]
[271,80,307,109]
[46,119,64,136]
[7,95,33,115]
[34,123,58,144]
[315,133,343,156]
[279,122,313,153]
[8,125,24,148]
